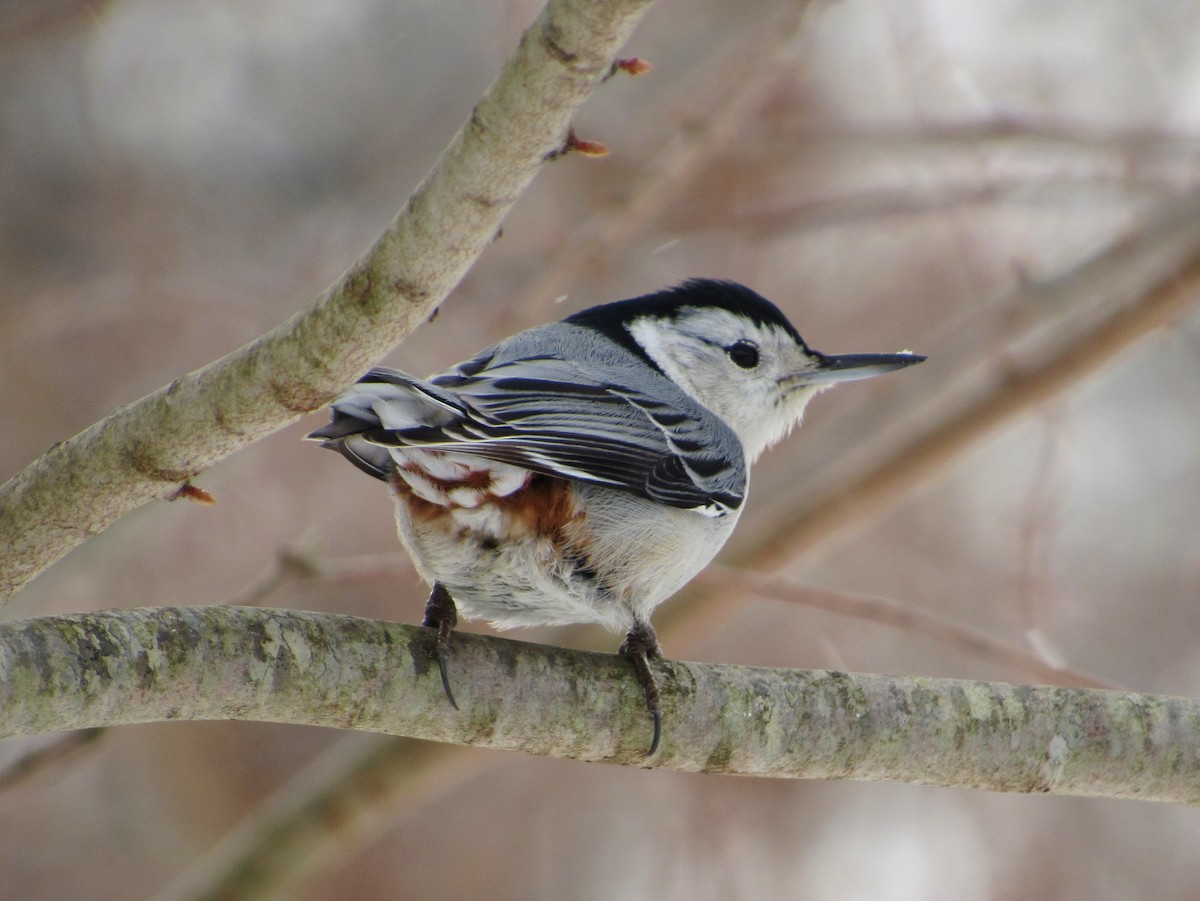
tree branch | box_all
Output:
[699,566,1115,690]
[0,0,655,602]
[511,2,819,315]
[154,736,481,901]
[3,606,1197,805]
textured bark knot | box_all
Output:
[539,22,579,66]
[391,278,432,305]
[268,377,327,414]
[462,192,519,209]
[125,443,196,485]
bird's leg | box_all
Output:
[618,620,664,756]
[422,582,459,710]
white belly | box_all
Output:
[392,476,740,633]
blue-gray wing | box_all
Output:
[315,356,746,515]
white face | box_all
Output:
[627,307,829,462]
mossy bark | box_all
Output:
[3,605,1197,803]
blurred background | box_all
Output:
[4,0,1200,898]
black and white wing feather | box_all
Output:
[308,355,746,515]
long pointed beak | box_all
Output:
[795,351,926,386]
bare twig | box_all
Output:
[697,566,1114,690]
[773,120,1200,162]
[724,200,1200,572]
[684,124,1200,236]
[508,2,822,317]
[152,736,484,901]
[229,548,412,607]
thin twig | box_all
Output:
[507,2,822,319]
[152,736,485,901]
[698,566,1114,690]
[229,549,412,607]
[727,205,1200,573]
[719,178,1175,236]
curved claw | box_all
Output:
[424,582,459,710]
[620,621,665,756]
[435,620,459,711]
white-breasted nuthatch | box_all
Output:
[308,279,924,753]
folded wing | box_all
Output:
[307,356,746,515]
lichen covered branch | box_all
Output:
[2,606,1197,805]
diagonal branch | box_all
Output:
[3,606,1198,805]
[0,0,655,602]
[153,736,481,901]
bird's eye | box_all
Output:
[726,340,760,369]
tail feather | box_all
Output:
[305,410,377,442]
[306,367,466,481]
[332,436,395,481]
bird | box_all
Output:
[307,278,924,753]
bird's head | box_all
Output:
[571,279,925,462]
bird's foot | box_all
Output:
[619,621,664,756]
[422,582,459,710]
